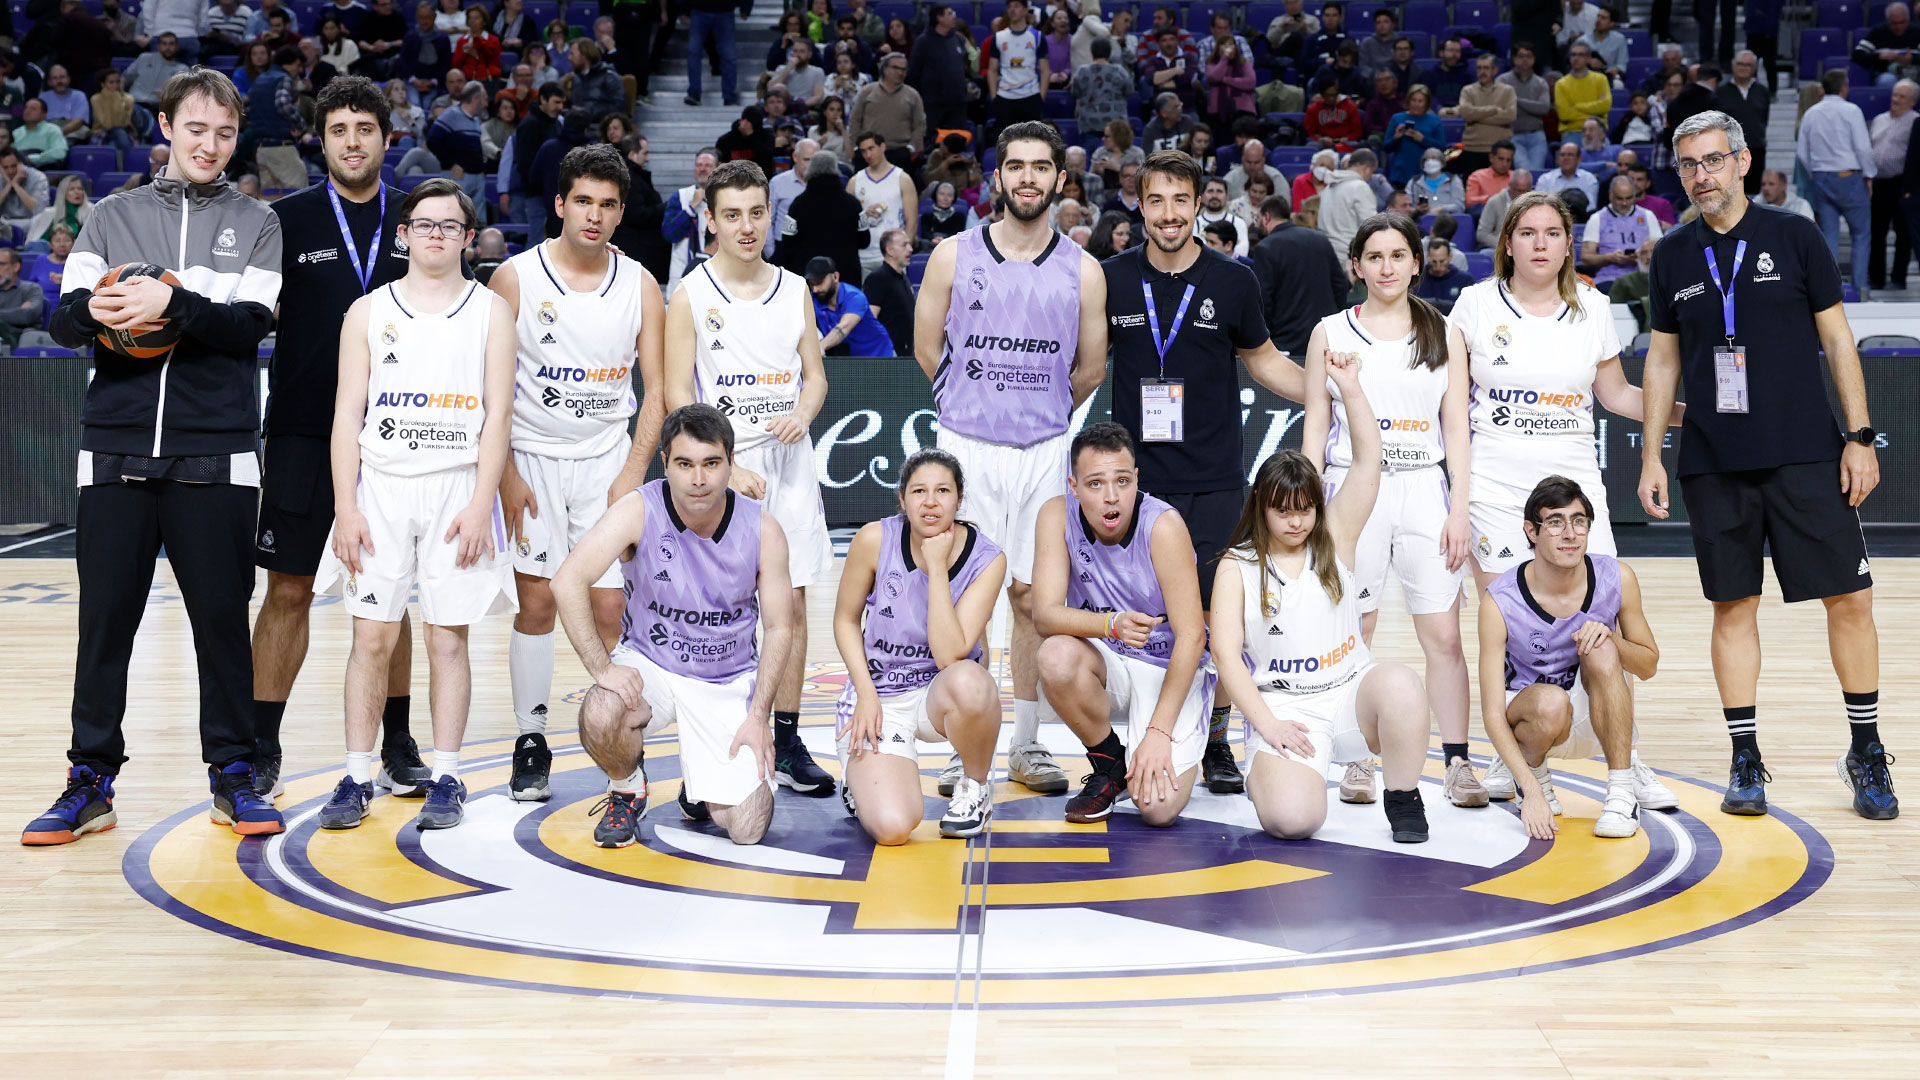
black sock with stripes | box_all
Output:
[1725,705,1759,758]
[1087,730,1126,779]
[1846,691,1880,755]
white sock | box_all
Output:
[1607,769,1635,799]
[1011,698,1039,747]
[1530,763,1553,785]
[345,750,374,785]
[433,749,461,779]
[609,767,645,795]
[509,630,555,734]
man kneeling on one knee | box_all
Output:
[553,404,799,848]
[1033,422,1214,827]
[1477,475,1678,841]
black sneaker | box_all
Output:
[509,732,553,802]
[1202,740,1245,794]
[252,754,284,799]
[775,737,836,796]
[591,790,644,848]
[1383,787,1429,843]
[1064,771,1125,824]
[1721,748,1771,816]
[678,785,711,822]
[1839,742,1899,820]
[377,733,431,798]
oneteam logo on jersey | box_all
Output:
[125,656,1838,1009]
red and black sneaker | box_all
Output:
[1065,772,1126,824]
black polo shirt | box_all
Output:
[1103,243,1272,494]
[265,181,411,438]
[1647,200,1845,477]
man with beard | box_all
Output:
[1194,175,1248,255]
[914,120,1110,798]
[249,75,431,801]
[1098,149,1304,795]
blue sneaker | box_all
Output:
[209,763,286,836]
[318,776,376,830]
[591,790,644,848]
[1720,748,1772,816]
[1839,743,1899,820]
[775,737,836,796]
[22,767,117,846]
[414,775,467,830]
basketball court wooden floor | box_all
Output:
[2,556,1915,1079]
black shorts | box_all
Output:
[1147,486,1246,610]
[1681,460,1872,604]
[255,434,335,577]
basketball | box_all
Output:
[93,263,184,359]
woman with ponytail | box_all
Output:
[1210,354,1436,847]
[1301,211,1486,812]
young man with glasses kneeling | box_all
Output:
[1476,476,1678,842]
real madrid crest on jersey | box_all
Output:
[704,307,724,332]
[968,266,988,310]
[1756,251,1774,275]
[538,301,558,325]
[1492,325,1512,349]
[381,324,397,345]
[1199,297,1215,321]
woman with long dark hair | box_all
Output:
[834,450,1008,844]
[1301,212,1483,809]
[1085,209,1133,258]
[1210,355,1434,845]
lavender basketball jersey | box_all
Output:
[620,481,763,682]
[863,514,1004,695]
[1487,554,1624,692]
[1065,492,1185,668]
[935,226,1082,446]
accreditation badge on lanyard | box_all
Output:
[1705,238,1747,414]
[327,180,387,295]
[1140,266,1194,443]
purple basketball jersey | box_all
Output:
[1065,491,1190,668]
[935,226,1082,446]
[1487,554,1624,693]
[863,514,1004,695]
[620,480,763,682]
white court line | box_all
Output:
[0,528,75,554]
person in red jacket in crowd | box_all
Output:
[1305,78,1364,149]
[454,5,503,82]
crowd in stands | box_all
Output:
[2,0,1918,351]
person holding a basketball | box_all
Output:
[26,69,287,845]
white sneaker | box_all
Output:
[937,753,964,796]
[1528,763,1564,816]
[1594,785,1641,838]
[1630,751,1680,810]
[940,776,993,838]
[1484,757,1517,800]
[1007,741,1069,795]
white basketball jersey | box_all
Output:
[507,241,646,459]
[851,165,906,234]
[360,281,494,476]
[1449,279,1616,448]
[680,262,809,451]
[1233,548,1371,697]
[1319,306,1448,470]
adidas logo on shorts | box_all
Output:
[360,592,378,605]
[1358,588,1371,599]
[381,352,398,363]
[539,333,556,345]
[1859,558,1871,575]
[534,552,547,563]
[654,569,670,582]
[1499,547,1513,558]
[890,733,907,743]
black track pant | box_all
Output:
[70,480,258,774]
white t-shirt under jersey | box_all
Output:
[507,241,647,460]
[680,261,810,451]
[360,280,494,476]
[1318,305,1449,470]
[1448,278,1617,468]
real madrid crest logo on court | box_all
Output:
[124,668,1833,1008]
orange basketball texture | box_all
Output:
[94,263,185,359]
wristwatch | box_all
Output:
[1846,426,1877,445]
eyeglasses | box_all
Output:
[404,218,469,238]
[1534,514,1592,535]
[1675,152,1736,177]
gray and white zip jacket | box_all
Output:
[51,171,282,464]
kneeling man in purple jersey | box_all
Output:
[1032,422,1213,827]
[553,404,800,848]
[1477,475,1679,842]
